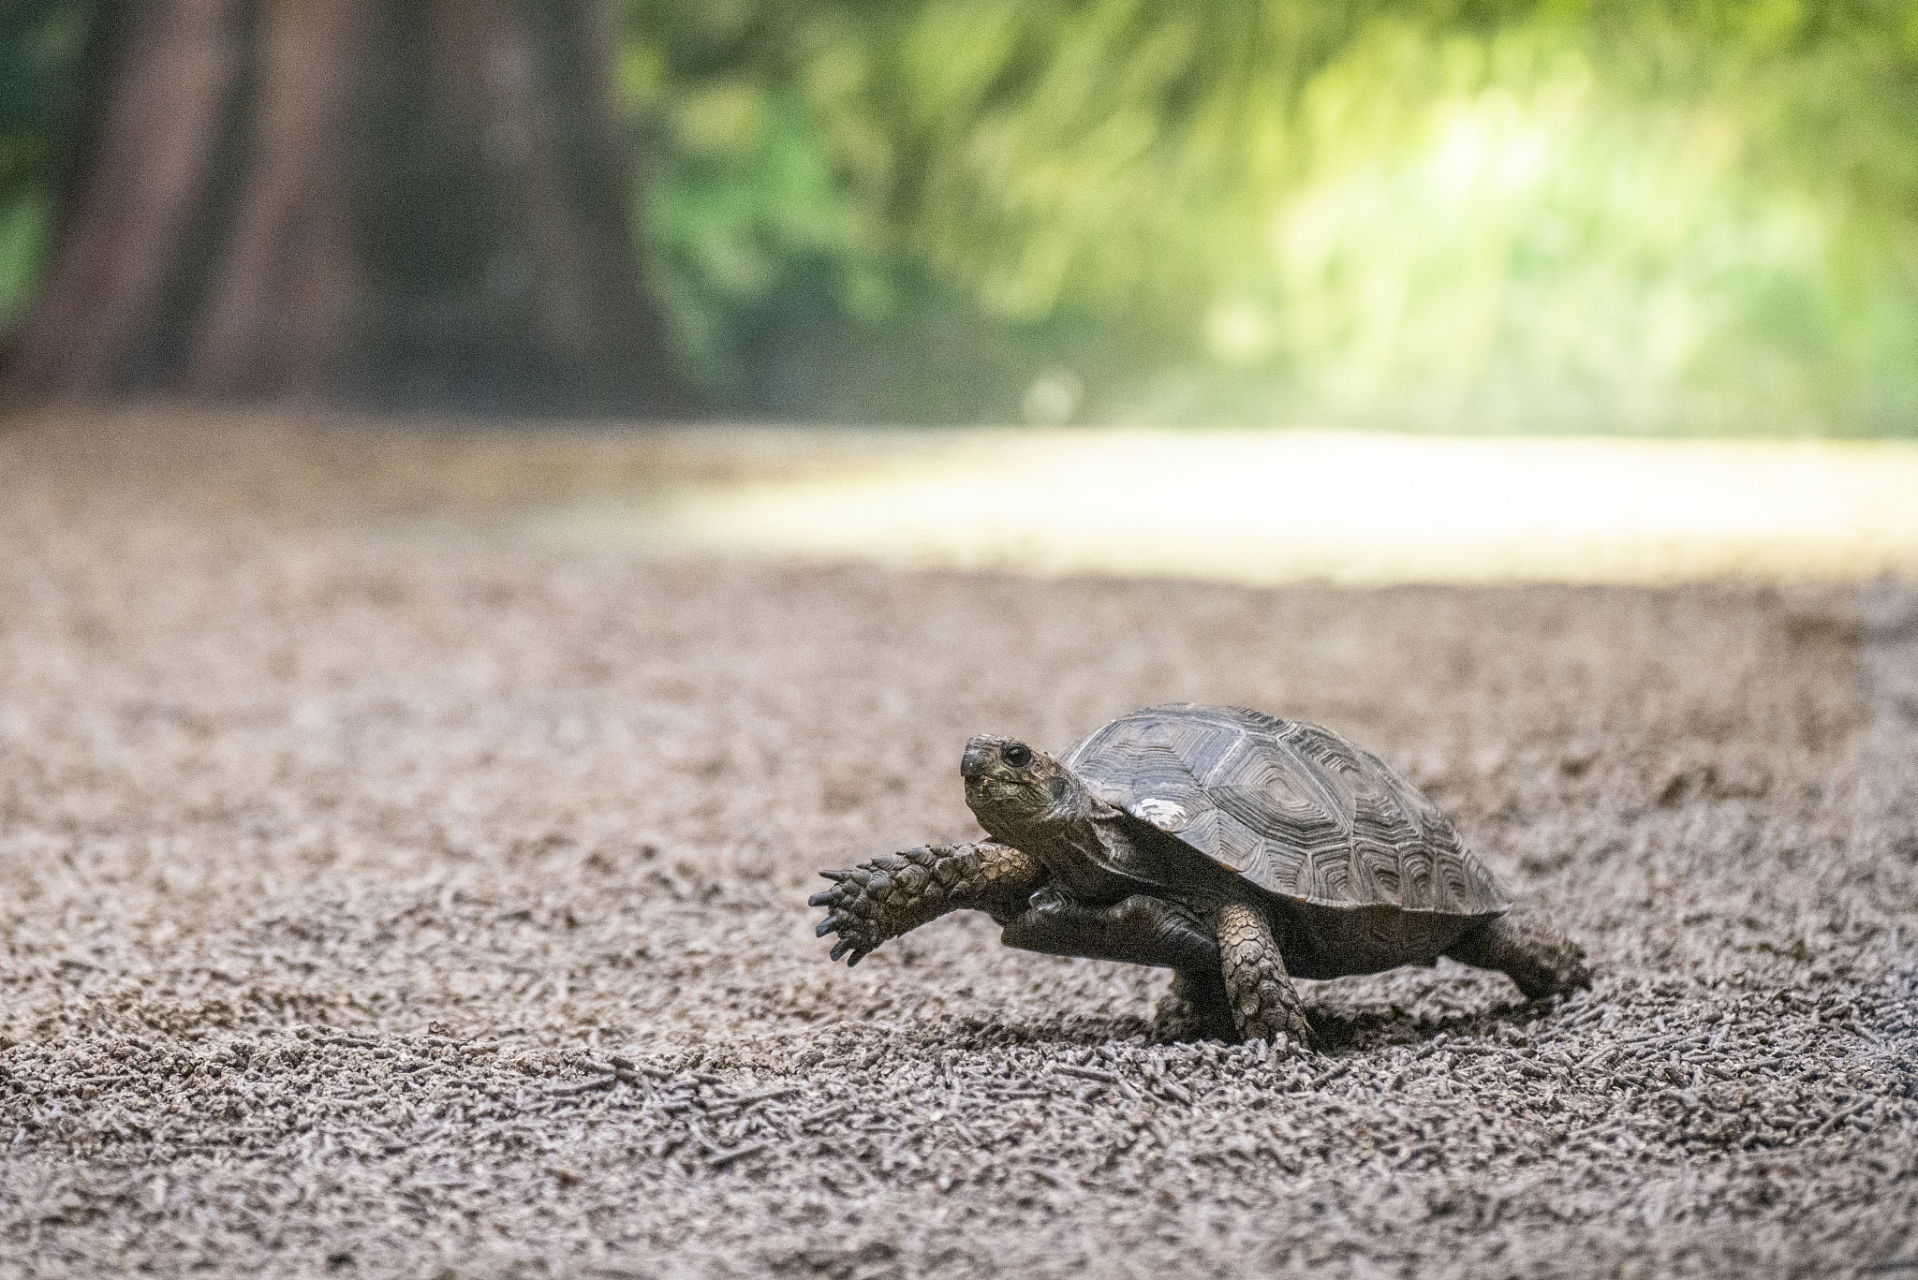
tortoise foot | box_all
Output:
[1446,904,1592,999]
[1219,902,1317,1050]
[1151,969,1236,1042]
[810,841,1042,966]
[809,865,893,967]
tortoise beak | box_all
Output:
[960,736,995,783]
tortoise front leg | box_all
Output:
[1217,902,1316,1050]
[811,841,1044,966]
[999,888,1219,970]
[1010,894,1312,1047]
[999,890,1236,1042]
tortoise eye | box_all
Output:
[1002,743,1033,768]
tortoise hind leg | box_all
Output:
[1445,905,1592,998]
[1218,902,1315,1049]
[1152,968,1236,1042]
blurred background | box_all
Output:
[4,1,1917,585]
[5,0,1918,432]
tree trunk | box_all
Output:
[3,0,240,398]
[188,0,364,399]
[2,0,685,415]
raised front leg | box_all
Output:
[811,841,1044,966]
[1218,902,1316,1050]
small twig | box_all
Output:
[548,1076,617,1098]
[1812,1100,1872,1139]
[1055,1064,1120,1085]
[711,1086,799,1111]
[799,1102,849,1129]
[1310,1062,1352,1090]
[706,1142,768,1169]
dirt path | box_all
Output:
[1,416,1913,1278]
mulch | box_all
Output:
[0,414,1912,1278]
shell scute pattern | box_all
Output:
[1061,704,1509,916]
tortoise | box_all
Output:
[811,703,1590,1049]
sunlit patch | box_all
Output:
[1205,302,1278,364]
[535,428,1918,586]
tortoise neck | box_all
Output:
[989,772,1119,885]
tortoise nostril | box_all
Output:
[961,742,990,779]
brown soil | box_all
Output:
[1,413,1913,1278]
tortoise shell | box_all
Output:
[1060,703,1510,918]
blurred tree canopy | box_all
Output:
[4,0,1918,429]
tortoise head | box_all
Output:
[961,734,1082,844]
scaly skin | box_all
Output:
[998,889,1221,972]
[814,725,1593,1052]
[1218,902,1315,1049]
[811,841,1044,966]
[1151,968,1236,1043]
[1445,902,1592,998]
[814,848,1257,1046]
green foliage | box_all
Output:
[1151,17,1911,431]
[0,0,88,192]
[0,0,89,326]
[621,0,1918,431]
[639,78,887,399]
[0,193,50,330]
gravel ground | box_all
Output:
[0,414,1914,1278]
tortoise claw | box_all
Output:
[812,862,892,967]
